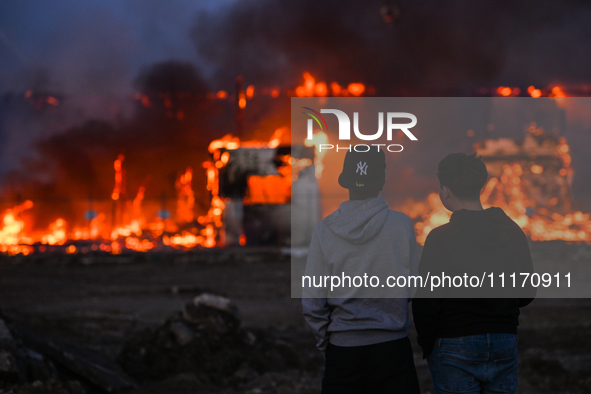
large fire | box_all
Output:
[2,74,589,255]
[0,124,325,255]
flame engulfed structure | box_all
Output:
[0,127,318,254]
[1,72,589,254]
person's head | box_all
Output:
[338,146,386,200]
[437,153,488,211]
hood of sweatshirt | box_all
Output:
[324,197,390,244]
[449,207,520,248]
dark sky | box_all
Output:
[0,0,230,95]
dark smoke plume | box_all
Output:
[192,0,591,94]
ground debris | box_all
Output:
[117,294,315,390]
[182,293,241,333]
[0,312,135,394]
[0,379,83,394]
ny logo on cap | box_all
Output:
[356,161,368,176]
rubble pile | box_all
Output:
[117,293,321,391]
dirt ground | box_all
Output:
[0,242,590,393]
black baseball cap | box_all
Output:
[338,147,386,191]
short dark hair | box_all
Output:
[437,153,488,201]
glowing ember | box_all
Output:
[399,193,451,244]
[494,85,568,99]
[163,232,203,248]
[527,86,542,98]
[246,85,255,99]
[347,83,366,96]
[268,128,285,149]
[238,91,247,109]
[497,86,512,97]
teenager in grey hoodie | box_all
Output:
[302,147,420,394]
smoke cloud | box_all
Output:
[192,0,591,93]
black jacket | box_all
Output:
[412,207,535,358]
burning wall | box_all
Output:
[204,131,319,247]
[475,123,573,215]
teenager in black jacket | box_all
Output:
[412,153,535,394]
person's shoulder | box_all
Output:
[386,209,412,221]
[385,209,415,232]
[312,212,334,235]
[488,207,529,241]
[423,222,452,243]
[312,218,327,234]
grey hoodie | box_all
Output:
[302,197,418,351]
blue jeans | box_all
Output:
[427,333,518,394]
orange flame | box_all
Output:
[527,86,542,98]
[295,72,367,97]
[176,167,195,223]
[347,83,366,96]
[0,200,34,255]
[41,218,67,245]
[111,154,125,200]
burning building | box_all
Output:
[474,124,590,243]
[0,68,590,256]
[203,131,320,247]
[0,71,342,255]
[475,123,573,215]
